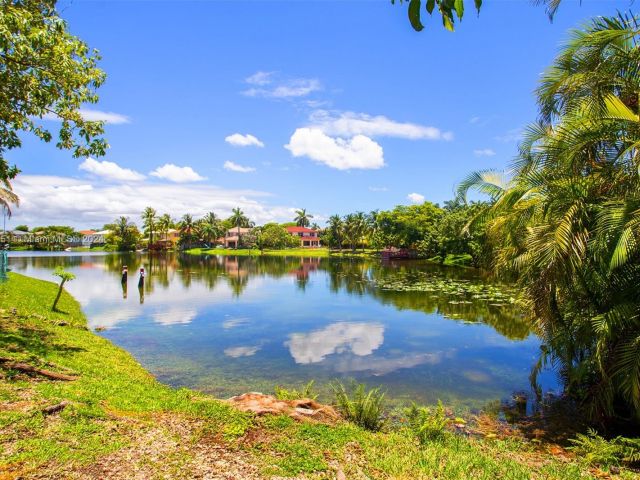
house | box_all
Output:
[224,227,253,249]
[78,229,96,248]
[154,228,180,249]
[285,226,320,247]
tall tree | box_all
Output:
[229,207,250,249]
[157,213,173,243]
[294,208,313,227]
[141,207,157,245]
[326,215,344,252]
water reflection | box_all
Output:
[287,322,385,364]
[8,252,548,407]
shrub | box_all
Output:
[405,401,449,443]
[274,380,318,401]
[330,381,385,431]
[569,429,640,467]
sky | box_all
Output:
[6,0,623,229]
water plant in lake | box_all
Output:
[331,381,386,432]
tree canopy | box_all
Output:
[0,0,107,190]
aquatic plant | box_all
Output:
[405,401,449,443]
[274,380,318,401]
[331,381,385,431]
[569,429,640,466]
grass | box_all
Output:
[1,272,635,479]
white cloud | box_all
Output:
[407,192,425,204]
[225,133,264,148]
[285,128,384,170]
[42,109,130,124]
[224,346,260,358]
[150,164,206,183]
[242,72,321,98]
[369,186,388,192]
[223,161,256,173]
[473,148,496,157]
[309,110,453,141]
[10,174,295,228]
[287,322,384,364]
[79,157,145,182]
[152,307,198,326]
[495,128,522,143]
[245,71,274,86]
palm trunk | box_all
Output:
[52,279,66,311]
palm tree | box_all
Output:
[458,14,640,424]
[327,215,343,252]
[178,213,198,249]
[294,208,313,227]
[199,212,223,246]
[229,207,250,249]
[157,214,173,243]
[142,207,157,246]
[0,176,18,222]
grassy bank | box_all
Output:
[0,273,631,478]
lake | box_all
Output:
[7,252,555,409]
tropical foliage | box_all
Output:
[0,0,107,191]
[458,14,640,423]
[104,216,140,251]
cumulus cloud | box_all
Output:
[407,193,425,204]
[286,322,384,364]
[473,148,496,157]
[285,128,384,170]
[369,186,388,192]
[150,164,206,183]
[309,110,453,141]
[225,133,264,148]
[79,157,145,182]
[43,109,130,124]
[223,161,256,173]
[242,71,321,98]
[10,175,295,227]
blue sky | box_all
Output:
[7,0,618,228]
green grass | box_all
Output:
[1,272,634,479]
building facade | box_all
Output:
[285,226,320,247]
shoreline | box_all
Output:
[0,272,628,479]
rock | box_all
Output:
[227,393,340,423]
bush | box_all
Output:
[569,429,640,467]
[405,401,449,443]
[331,381,385,431]
[274,380,318,401]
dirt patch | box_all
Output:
[227,393,340,424]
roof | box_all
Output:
[79,230,96,235]
[285,226,318,234]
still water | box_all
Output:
[8,252,555,408]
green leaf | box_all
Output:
[408,0,424,31]
[426,0,436,14]
[474,0,482,14]
[454,0,464,20]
